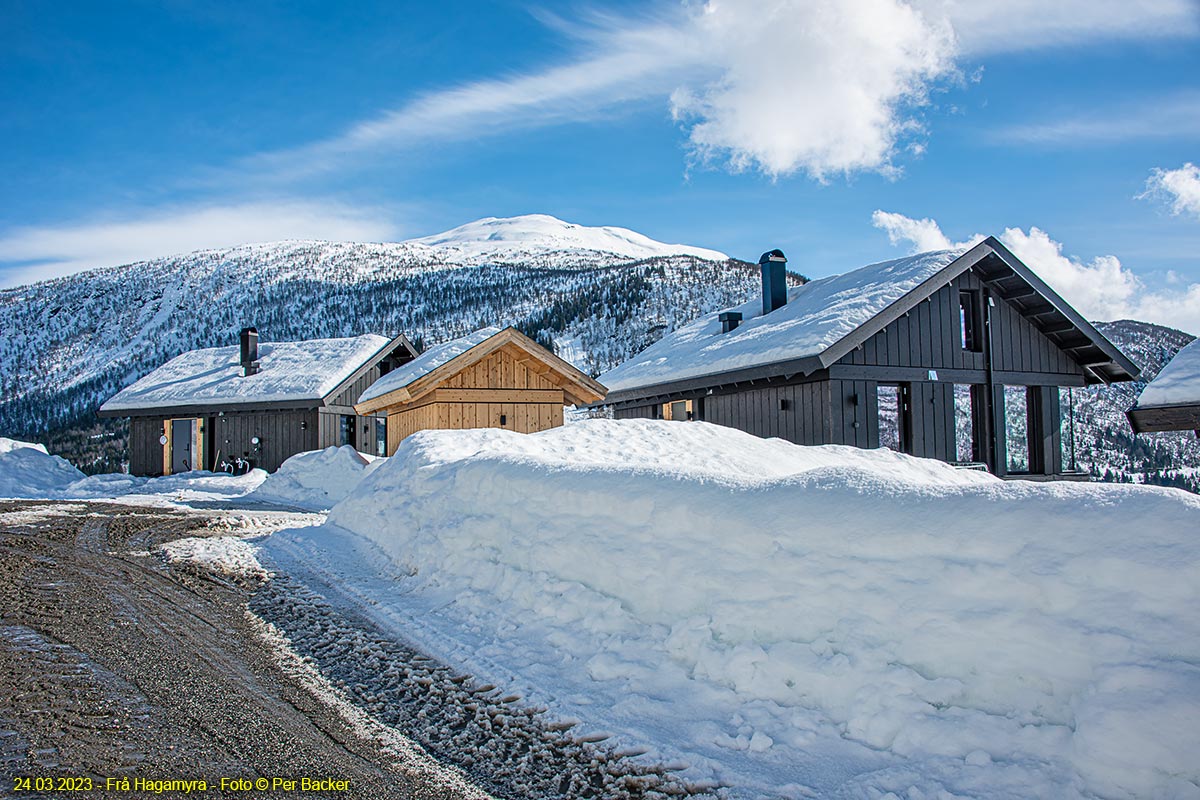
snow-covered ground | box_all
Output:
[6,424,1200,798]
[0,437,86,497]
[0,437,383,510]
[246,445,382,511]
[264,420,1200,799]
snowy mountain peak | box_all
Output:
[410,214,729,262]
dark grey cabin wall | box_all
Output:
[613,405,656,420]
[127,409,319,475]
[317,407,380,457]
[327,366,384,409]
[206,409,319,472]
[705,381,833,446]
[129,417,164,475]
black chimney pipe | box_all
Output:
[240,327,260,376]
[759,249,788,315]
[719,311,743,333]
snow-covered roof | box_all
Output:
[601,249,963,393]
[1135,338,1200,408]
[101,334,390,413]
[358,327,502,404]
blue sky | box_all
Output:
[2,1,1199,330]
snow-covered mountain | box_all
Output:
[0,215,758,471]
[409,214,729,263]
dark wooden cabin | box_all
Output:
[98,328,417,475]
[354,326,607,454]
[1127,338,1200,437]
[601,238,1140,479]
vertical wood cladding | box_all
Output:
[835,271,1083,378]
[379,345,571,453]
[127,409,318,475]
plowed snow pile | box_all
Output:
[307,419,1200,799]
[247,446,381,510]
[0,438,86,497]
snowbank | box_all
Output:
[65,468,267,503]
[318,420,1200,799]
[0,438,86,498]
[247,446,381,510]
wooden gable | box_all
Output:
[354,327,607,453]
[355,328,606,415]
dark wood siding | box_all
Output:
[614,405,656,420]
[834,270,1083,383]
[126,408,319,475]
[209,409,319,472]
[129,417,165,475]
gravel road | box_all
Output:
[0,500,488,800]
[0,501,712,800]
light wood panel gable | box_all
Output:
[355,327,606,414]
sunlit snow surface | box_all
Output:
[265,420,1200,800]
[1136,336,1200,408]
[410,214,728,264]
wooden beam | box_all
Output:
[433,388,565,404]
[998,286,1039,301]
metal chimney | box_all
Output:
[719,311,743,333]
[240,327,260,377]
[759,249,788,315]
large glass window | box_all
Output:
[375,417,387,457]
[1061,387,1078,472]
[1004,386,1029,473]
[954,384,976,463]
[338,414,356,448]
[877,385,901,451]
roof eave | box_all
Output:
[602,355,826,405]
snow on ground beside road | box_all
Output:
[273,419,1200,800]
[0,438,86,498]
[158,535,270,581]
[246,446,382,511]
[65,468,268,504]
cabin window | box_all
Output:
[1061,387,1078,472]
[662,399,694,421]
[338,414,356,448]
[959,290,983,352]
[374,417,387,457]
[876,384,911,453]
[953,384,978,463]
[1003,386,1029,473]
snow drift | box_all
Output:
[0,437,86,497]
[247,446,380,510]
[319,420,1200,799]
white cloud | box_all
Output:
[0,200,402,288]
[926,0,1199,55]
[873,210,1200,333]
[989,92,1200,146]
[669,0,956,179]
[1142,163,1200,218]
[872,209,980,250]
[250,0,1199,182]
